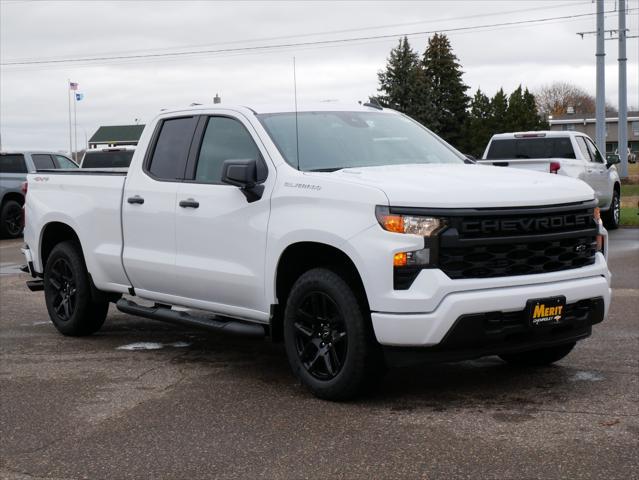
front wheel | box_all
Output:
[602,190,620,230]
[283,268,383,400]
[43,241,109,336]
[499,342,576,366]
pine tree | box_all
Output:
[507,85,548,131]
[523,87,549,130]
[464,88,493,157]
[421,33,470,147]
[376,37,423,118]
[489,88,509,135]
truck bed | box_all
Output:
[476,158,555,173]
[25,170,129,291]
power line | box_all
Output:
[4,8,636,67]
[2,0,589,64]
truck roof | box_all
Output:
[490,131,587,140]
[158,102,395,116]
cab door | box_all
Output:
[122,116,199,295]
[173,114,272,319]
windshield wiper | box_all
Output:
[306,167,344,172]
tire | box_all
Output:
[0,200,23,238]
[499,342,576,366]
[602,189,620,230]
[43,241,109,336]
[283,268,383,400]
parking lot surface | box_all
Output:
[1,230,638,480]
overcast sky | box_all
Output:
[1,0,638,152]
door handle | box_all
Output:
[179,199,199,208]
[127,195,144,205]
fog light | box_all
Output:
[394,248,431,267]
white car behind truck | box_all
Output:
[479,131,621,229]
[22,104,611,400]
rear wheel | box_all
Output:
[283,268,383,400]
[499,342,576,366]
[43,241,109,336]
[602,189,620,230]
[0,200,23,238]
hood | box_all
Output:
[315,164,595,208]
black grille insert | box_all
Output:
[439,235,597,279]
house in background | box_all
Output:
[548,111,639,155]
[88,124,145,149]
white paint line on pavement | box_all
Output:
[570,371,604,382]
[116,341,192,351]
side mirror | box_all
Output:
[606,154,620,167]
[221,159,264,202]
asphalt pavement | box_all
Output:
[1,230,637,479]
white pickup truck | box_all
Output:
[479,131,621,229]
[22,104,611,400]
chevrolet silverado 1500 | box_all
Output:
[22,104,611,400]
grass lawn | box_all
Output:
[620,207,639,227]
[621,184,639,196]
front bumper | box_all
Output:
[371,273,610,347]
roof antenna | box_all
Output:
[293,56,300,171]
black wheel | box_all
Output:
[0,200,23,238]
[499,342,576,366]
[602,189,620,230]
[283,268,383,401]
[43,241,109,336]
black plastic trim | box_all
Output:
[388,199,598,217]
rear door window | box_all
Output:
[147,117,198,181]
[32,154,56,170]
[0,154,28,173]
[575,137,592,161]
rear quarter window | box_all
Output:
[0,154,28,173]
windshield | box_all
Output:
[82,150,134,168]
[486,138,576,160]
[257,111,464,171]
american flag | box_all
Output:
[69,82,79,91]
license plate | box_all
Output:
[527,296,566,327]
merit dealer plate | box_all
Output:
[527,296,566,327]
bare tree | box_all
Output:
[535,82,616,117]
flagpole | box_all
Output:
[73,92,78,163]
[67,79,72,156]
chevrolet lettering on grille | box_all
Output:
[461,213,593,235]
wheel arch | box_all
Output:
[271,241,369,341]
[40,221,83,270]
[1,191,25,207]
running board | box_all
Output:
[26,279,44,292]
[116,299,266,338]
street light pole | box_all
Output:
[595,0,606,155]
[618,0,628,179]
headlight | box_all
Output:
[375,206,445,237]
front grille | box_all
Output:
[432,202,599,280]
[439,235,597,279]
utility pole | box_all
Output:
[618,0,628,179]
[595,0,606,155]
